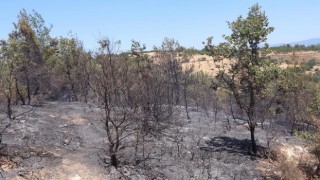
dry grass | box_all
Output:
[182,54,232,76]
[0,156,17,170]
[269,51,320,63]
[146,51,320,77]
[186,51,320,76]
[258,144,318,180]
[146,52,231,76]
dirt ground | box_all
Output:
[0,102,109,179]
[0,101,310,179]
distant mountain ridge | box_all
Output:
[273,38,320,47]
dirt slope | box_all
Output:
[180,51,320,76]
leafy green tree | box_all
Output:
[90,39,131,168]
[277,66,316,131]
[206,4,275,154]
[7,9,52,105]
[305,59,317,71]
[51,36,89,101]
[0,40,15,119]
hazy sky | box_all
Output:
[1,0,320,51]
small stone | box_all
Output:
[64,139,71,145]
[123,167,131,176]
[71,174,81,180]
[59,124,68,128]
[7,128,14,133]
[22,135,30,140]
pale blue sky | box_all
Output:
[1,1,320,51]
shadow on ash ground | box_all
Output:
[0,102,307,180]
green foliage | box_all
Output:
[277,66,308,94]
[1,9,54,105]
[206,3,275,154]
[313,71,320,81]
[309,90,320,118]
[276,65,320,131]
[305,59,317,71]
[196,48,212,56]
[208,3,275,108]
[177,48,212,56]
[293,130,316,141]
[271,44,320,52]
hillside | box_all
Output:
[282,38,320,46]
[176,51,320,76]
[269,51,320,63]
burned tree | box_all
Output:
[130,40,179,165]
[154,38,183,105]
[90,39,137,168]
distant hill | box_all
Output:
[273,38,320,47]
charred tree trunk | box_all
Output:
[15,78,25,105]
[6,95,12,120]
[250,126,257,154]
[315,157,320,177]
[249,82,257,154]
[183,77,190,120]
[26,75,31,105]
[110,150,118,168]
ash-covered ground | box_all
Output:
[0,102,307,180]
